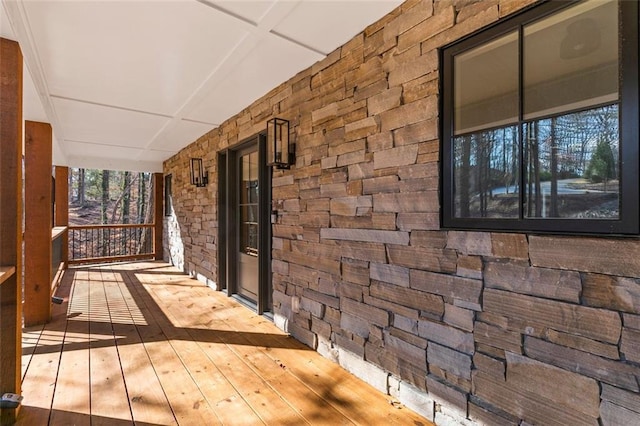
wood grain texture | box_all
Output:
[24,120,53,326]
[54,167,69,265]
[0,37,23,425]
[0,266,16,285]
[17,261,433,426]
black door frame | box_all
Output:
[217,133,272,315]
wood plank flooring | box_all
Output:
[18,261,433,426]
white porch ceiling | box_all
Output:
[1,0,402,172]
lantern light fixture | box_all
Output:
[267,118,294,169]
[190,158,208,187]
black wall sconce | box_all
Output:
[267,118,294,169]
[190,158,208,187]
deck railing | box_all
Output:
[69,224,155,264]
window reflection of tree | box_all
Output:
[454,104,619,219]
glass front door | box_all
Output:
[219,135,271,314]
[237,147,259,301]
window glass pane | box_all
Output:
[454,32,518,135]
[454,126,519,218]
[524,104,619,219]
[523,0,618,120]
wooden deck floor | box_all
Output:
[18,261,432,425]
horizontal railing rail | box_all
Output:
[0,266,16,286]
[69,223,155,264]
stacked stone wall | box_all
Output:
[164,0,640,424]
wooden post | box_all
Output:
[153,172,163,260]
[55,166,69,267]
[24,121,53,326]
[0,37,23,423]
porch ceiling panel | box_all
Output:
[2,0,403,172]
[22,0,247,116]
[150,119,216,152]
[272,1,399,54]
[139,148,181,163]
[185,34,324,125]
[64,140,146,160]
[52,97,170,149]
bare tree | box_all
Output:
[109,174,138,223]
[550,117,559,217]
[136,172,150,224]
[121,171,131,224]
[458,135,471,218]
[138,173,155,254]
[526,122,542,217]
[78,168,86,206]
[101,169,110,256]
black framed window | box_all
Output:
[164,174,172,216]
[441,0,638,234]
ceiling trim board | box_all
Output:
[196,0,259,27]
[253,0,300,34]
[182,117,219,126]
[49,94,174,119]
[64,138,173,153]
[269,29,328,56]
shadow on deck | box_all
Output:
[19,261,432,425]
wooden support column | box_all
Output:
[24,121,53,326]
[0,37,23,423]
[153,172,163,260]
[55,166,69,267]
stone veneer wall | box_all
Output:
[164,0,640,424]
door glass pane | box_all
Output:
[241,151,259,203]
[523,0,618,120]
[239,150,259,256]
[454,126,519,218]
[524,104,619,218]
[240,210,258,255]
[454,32,518,135]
